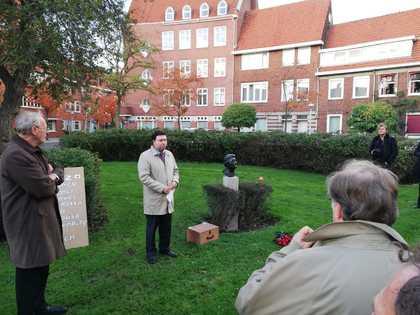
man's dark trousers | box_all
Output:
[145,214,172,257]
[15,265,49,315]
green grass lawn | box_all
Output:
[1,162,420,315]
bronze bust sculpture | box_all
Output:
[223,154,237,177]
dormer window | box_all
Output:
[217,1,228,15]
[165,7,175,21]
[182,5,192,20]
[200,3,209,18]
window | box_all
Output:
[164,120,175,129]
[197,88,208,106]
[241,82,268,103]
[214,87,225,106]
[140,98,150,112]
[179,60,191,78]
[281,80,294,101]
[179,30,191,49]
[163,90,174,106]
[297,115,308,133]
[409,73,420,95]
[379,74,397,97]
[282,115,293,133]
[214,26,226,47]
[214,58,226,77]
[296,79,309,101]
[165,7,175,21]
[197,120,208,129]
[162,31,174,50]
[282,49,295,66]
[200,3,209,17]
[297,47,311,65]
[217,0,228,15]
[328,78,344,100]
[241,53,269,70]
[255,118,267,131]
[162,61,174,79]
[181,120,192,129]
[47,120,56,132]
[66,101,81,113]
[197,59,208,78]
[181,90,191,106]
[327,114,342,134]
[196,28,208,48]
[141,121,154,130]
[182,5,191,19]
[141,69,152,81]
[73,121,81,131]
[214,121,224,130]
[353,76,370,99]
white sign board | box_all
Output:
[57,167,89,249]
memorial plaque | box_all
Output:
[57,167,89,249]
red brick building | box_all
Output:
[123,0,420,134]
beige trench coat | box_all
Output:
[235,220,408,315]
[138,147,179,215]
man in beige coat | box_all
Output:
[138,130,179,264]
[236,160,408,315]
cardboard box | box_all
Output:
[187,222,219,244]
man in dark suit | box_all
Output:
[0,111,67,315]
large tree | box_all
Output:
[0,0,125,152]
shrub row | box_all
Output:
[61,129,419,183]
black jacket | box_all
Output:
[413,142,420,182]
[369,134,398,167]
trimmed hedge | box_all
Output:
[47,148,107,231]
[61,129,419,183]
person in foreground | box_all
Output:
[235,160,408,315]
[138,130,179,264]
[0,111,67,315]
[372,246,420,315]
[369,122,398,168]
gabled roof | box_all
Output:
[236,0,331,51]
[325,8,420,48]
[129,0,239,23]
[319,8,420,74]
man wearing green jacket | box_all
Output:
[236,160,408,315]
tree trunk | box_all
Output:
[115,94,122,129]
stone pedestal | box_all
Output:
[223,176,239,191]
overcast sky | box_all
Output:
[124,0,420,24]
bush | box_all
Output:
[61,129,419,184]
[47,148,106,231]
[203,182,275,231]
[348,102,398,133]
[221,103,257,131]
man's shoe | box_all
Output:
[146,255,157,264]
[160,250,177,258]
[43,305,67,314]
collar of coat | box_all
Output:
[12,135,42,154]
[304,220,407,246]
[150,146,167,156]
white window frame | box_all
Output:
[214,57,226,77]
[197,59,208,78]
[179,30,191,50]
[214,87,225,106]
[297,47,311,65]
[179,60,191,78]
[282,49,295,66]
[197,120,209,129]
[200,3,210,17]
[197,88,208,106]
[408,72,420,96]
[217,0,228,15]
[140,120,155,130]
[162,61,174,79]
[182,5,192,20]
[73,120,81,131]
[326,114,343,134]
[181,90,192,106]
[352,76,370,99]
[281,80,294,102]
[165,7,175,21]
[164,120,175,129]
[379,74,397,97]
[180,120,192,130]
[213,26,226,47]
[163,89,174,106]
[47,119,56,132]
[196,28,209,48]
[255,118,268,132]
[241,53,269,70]
[296,79,309,101]
[328,78,344,100]
[162,31,174,50]
[141,69,152,81]
[241,81,268,103]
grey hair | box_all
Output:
[327,160,399,226]
[15,111,44,135]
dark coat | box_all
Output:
[0,136,66,268]
[413,142,420,182]
[369,134,398,167]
